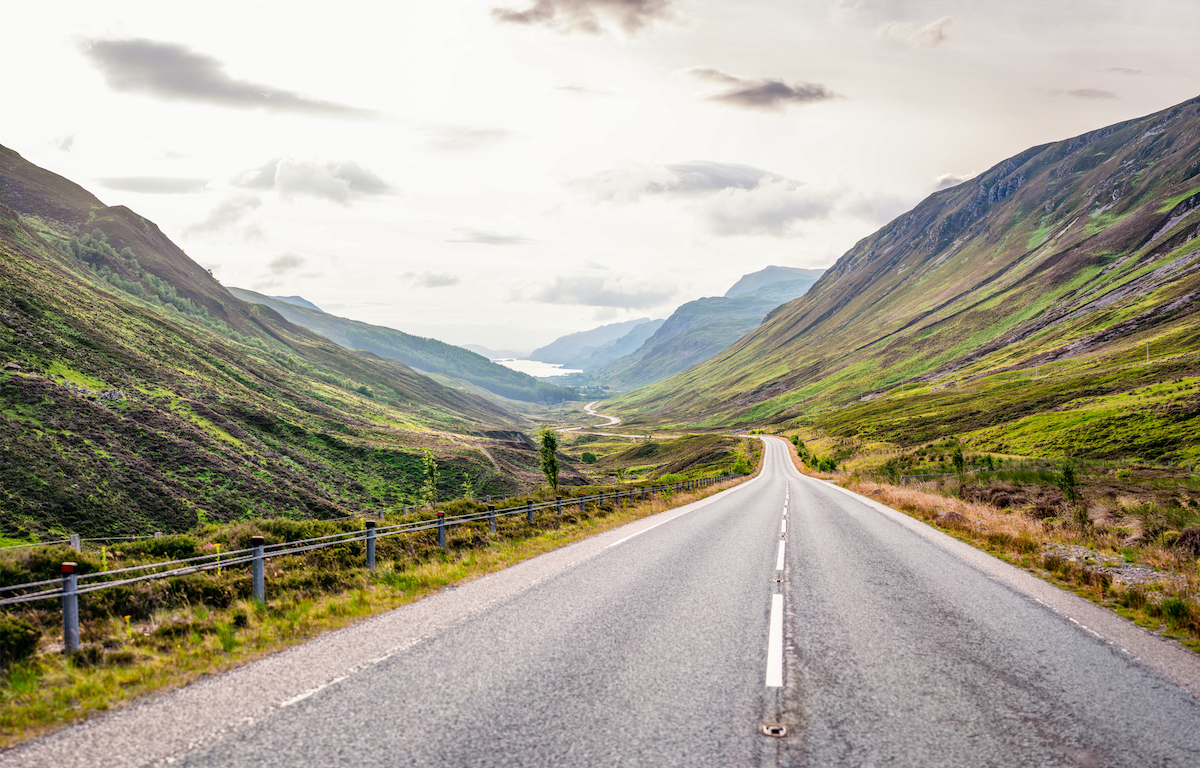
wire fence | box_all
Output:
[0,474,742,653]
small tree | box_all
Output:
[1058,463,1079,503]
[420,448,439,508]
[539,425,560,491]
[951,446,966,476]
[581,451,597,465]
[461,472,474,501]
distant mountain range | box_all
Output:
[460,343,525,360]
[228,288,575,404]
[613,94,1200,451]
[530,318,661,370]
[539,265,823,391]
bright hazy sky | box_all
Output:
[5,1,1200,352]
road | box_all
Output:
[9,438,1200,767]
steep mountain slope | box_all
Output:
[228,288,575,403]
[613,96,1200,436]
[0,146,535,540]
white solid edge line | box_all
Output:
[775,541,785,570]
[766,593,784,687]
[604,472,762,549]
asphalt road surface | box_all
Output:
[9,437,1200,767]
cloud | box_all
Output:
[98,176,208,194]
[185,194,262,235]
[421,125,515,153]
[578,160,796,202]
[577,160,832,237]
[840,190,916,225]
[447,229,532,245]
[404,271,460,288]
[525,275,674,309]
[874,16,954,50]
[1056,88,1117,100]
[701,179,835,237]
[1104,67,1144,76]
[556,84,613,97]
[934,171,975,190]
[687,68,839,111]
[492,0,675,35]
[267,253,305,275]
[54,135,75,152]
[234,158,391,204]
[80,38,375,118]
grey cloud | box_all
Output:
[185,194,262,235]
[404,271,461,288]
[234,158,392,204]
[579,160,796,202]
[54,135,75,152]
[447,229,532,245]
[934,171,974,190]
[80,38,376,118]
[653,161,793,195]
[528,276,673,309]
[1058,88,1117,100]
[99,176,208,194]
[1104,67,1145,76]
[874,16,953,50]
[422,126,514,153]
[688,68,839,111]
[267,253,305,275]
[492,0,675,35]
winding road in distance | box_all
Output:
[9,438,1200,767]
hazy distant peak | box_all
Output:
[724,265,824,298]
[269,295,323,313]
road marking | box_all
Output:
[781,518,787,535]
[766,594,784,687]
[775,541,785,571]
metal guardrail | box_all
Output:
[0,474,742,653]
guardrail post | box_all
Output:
[61,562,79,655]
[556,496,562,516]
[526,499,534,524]
[365,520,376,571]
[251,536,265,604]
[69,534,81,552]
[488,504,496,534]
[579,495,585,514]
[437,512,446,549]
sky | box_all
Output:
[4,0,1200,353]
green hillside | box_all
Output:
[611,95,1200,459]
[0,145,544,540]
[228,288,575,404]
